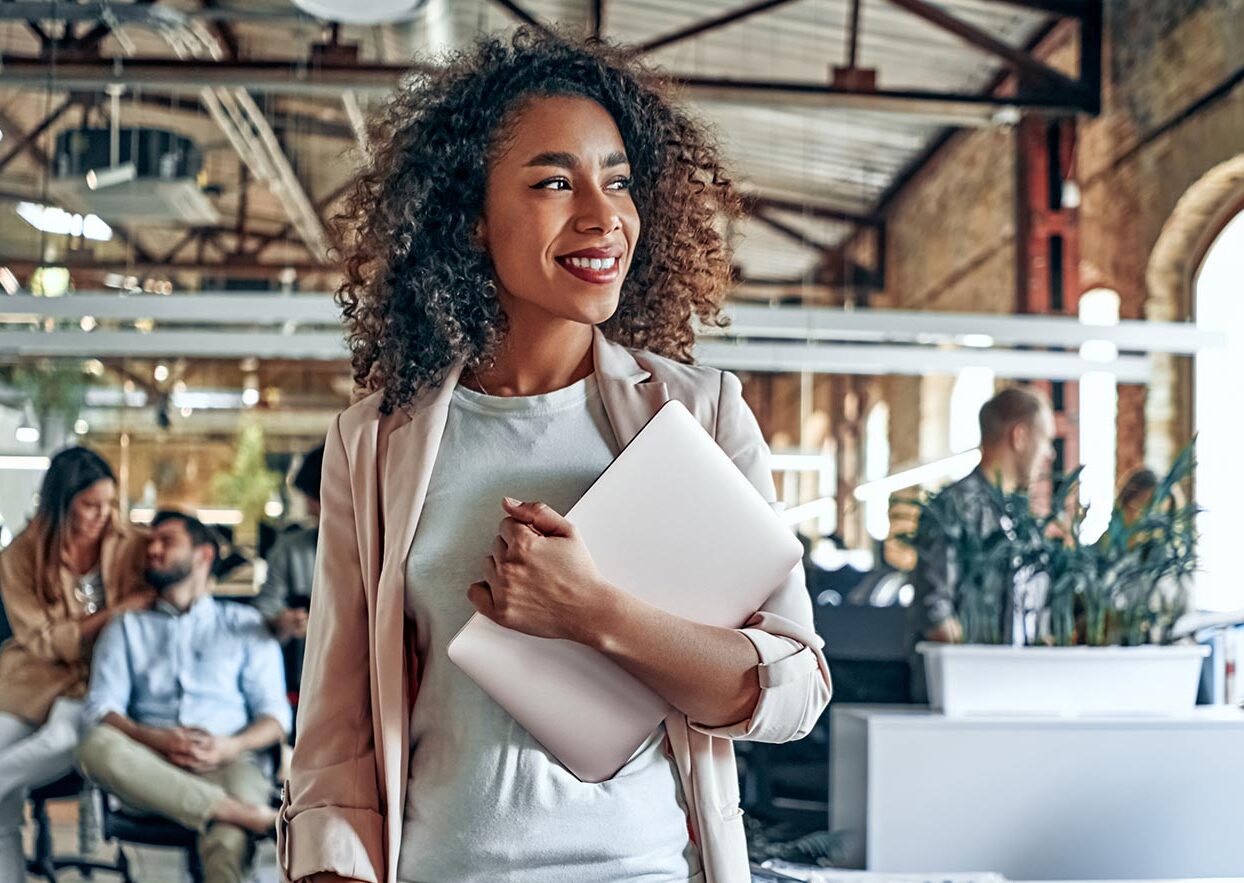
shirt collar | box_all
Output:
[154,592,214,621]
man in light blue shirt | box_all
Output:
[77,510,291,883]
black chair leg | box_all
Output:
[187,843,205,883]
[26,798,58,881]
[115,845,136,883]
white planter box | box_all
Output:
[917,642,1210,717]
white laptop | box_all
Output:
[446,399,803,783]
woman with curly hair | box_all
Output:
[280,29,830,883]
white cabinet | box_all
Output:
[830,705,1244,880]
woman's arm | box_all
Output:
[278,414,384,883]
[477,371,831,742]
[586,585,760,727]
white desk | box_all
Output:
[830,705,1244,880]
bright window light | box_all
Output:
[864,403,891,541]
[854,449,983,501]
[1078,288,1120,543]
[16,202,113,242]
[0,455,49,470]
[950,366,995,453]
[1079,339,1119,363]
[1194,212,1244,612]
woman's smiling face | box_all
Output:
[477,95,641,327]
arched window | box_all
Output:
[1194,210,1244,612]
[1078,288,1121,542]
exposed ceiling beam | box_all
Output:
[590,0,604,40]
[884,0,1082,95]
[748,211,840,255]
[0,57,1096,118]
[67,0,156,53]
[6,296,1213,356]
[0,326,1153,381]
[0,328,349,359]
[745,211,880,289]
[0,95,76,174]
[876,15,1064,213]
[123,92,358,141]
[637,0,803,55]
[0,3,320,24]
[24,19,50,46]
[0,255,334,277]
[159,229,200,265]
[197,86,331,260]
[741,193,882,227]
[979,0,1087,15]
[695,340,1151,382]
[0,57,436,95]
[485,0,556,37]
[0,105,154,263]
[199,0,240,61]
[0,293,342,324]
[253,179,353,256]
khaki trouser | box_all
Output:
[78,723,271,883]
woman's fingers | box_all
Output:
[467,581,496,619]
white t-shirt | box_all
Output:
[397,375,704,883]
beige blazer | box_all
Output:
[278,326,832,883]
[0,512,150,725]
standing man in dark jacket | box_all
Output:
[252,445,322,703]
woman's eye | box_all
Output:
[607,176,633,191]
[533,177,571,191]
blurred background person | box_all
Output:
[253,444,323,707]
[905,387,1055,700]
[77,510,289,883]
[0,446,154,881]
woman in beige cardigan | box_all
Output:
[282,30,831,883]
[0,446,154,879]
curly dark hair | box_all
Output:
[335,28,739,413]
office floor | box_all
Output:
[23,798,279,883]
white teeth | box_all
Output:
[566,256,617,270]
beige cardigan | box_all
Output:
[278,327,832,883]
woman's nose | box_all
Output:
[574,190,621,234]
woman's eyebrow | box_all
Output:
[524,150,631,169]
[525,151,579,169]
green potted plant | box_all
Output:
[904,443,1206,716]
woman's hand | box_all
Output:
[467,497,615,645]
[114,588,158,614]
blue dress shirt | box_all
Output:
[83,594,292,736]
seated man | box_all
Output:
[77,510,291,883]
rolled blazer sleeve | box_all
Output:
[689,370,833,744]
[278,414,383,883]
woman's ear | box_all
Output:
[473,216,488,249]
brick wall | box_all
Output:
[881,0,1244,484]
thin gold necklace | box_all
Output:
[466,372,489,396]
